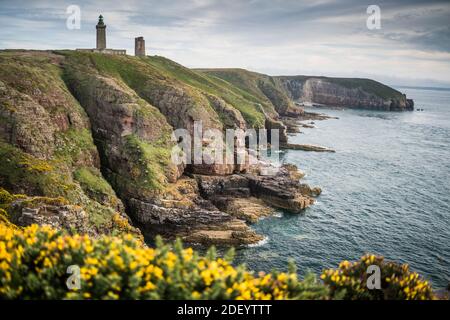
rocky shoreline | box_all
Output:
[1,50,414,248]
[133,161,322,246]
[282,143,335,152]
[135,110,331,246]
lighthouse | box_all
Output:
[76,14,126,55]
[96,15,106,50]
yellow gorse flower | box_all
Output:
[321,253,435,300]
[0,223,437,300]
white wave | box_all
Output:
[247,236,269,248]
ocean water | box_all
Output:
[234,87,450,289]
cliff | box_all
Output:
[0,51,138,237]
[0,50,319,245]
[0,50,412,246]
[199,70,414,111]
[277,76,414,111]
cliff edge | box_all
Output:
[199,70,414,111]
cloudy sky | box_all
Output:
[1,0,450,87]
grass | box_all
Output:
[88,53,149,91]
[0,140,60,196]
[77,52,222,129]
[54,128,97,165]
[73,167,115,197]
[124,134,171,191]
[0,140,122,231]
[196,68,295,116]
[61,51,276,128]
[141,56,269,127]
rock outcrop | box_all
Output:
[282,143,335,153]
[194,164,320,218]
[127,177,263,245]
[277,77,414,111]
[0,188,141,238]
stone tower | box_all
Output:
[96,15,106,50]
[135,37,146,56]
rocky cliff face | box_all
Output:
[0,51,138,237]
[0,50,323,246]
[1,51,414,246]
[276,76,414,111]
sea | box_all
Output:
[234,86,450,289]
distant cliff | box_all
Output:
[276,76,414,111]
[199,70,414,111]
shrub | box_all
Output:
[0,188,14,204]
[0,209,19,231]
[321,254,435,300]
[0,223,328,300]
[0,222,438,300]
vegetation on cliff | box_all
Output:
[0,51,428,300]
[199,69,413,111]
[197,68,299,116]
[146,57,280,126]
[0,51,130,235]
[0,50,299,245]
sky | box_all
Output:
[1,0,450,87]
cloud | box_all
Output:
[0,0,450,86]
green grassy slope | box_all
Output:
[196,68,297,116]
[142,57,271,127]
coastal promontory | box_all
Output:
[0,50,414,245]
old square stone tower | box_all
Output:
[135,37,146,56]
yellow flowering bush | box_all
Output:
[321,254,435,300]
[0,222,439,300]
[0,223,328,300]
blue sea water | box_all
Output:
[234,87,450,289]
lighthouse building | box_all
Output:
[76,15,127,55]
